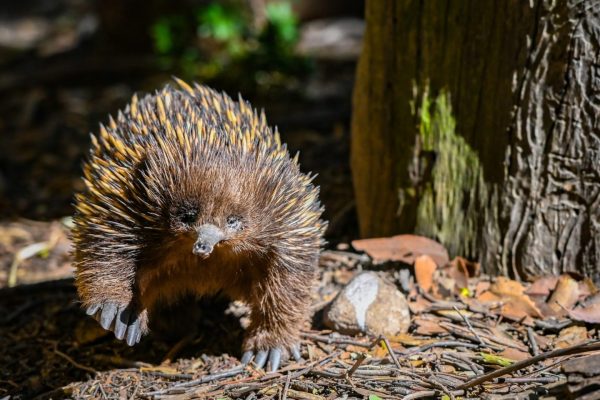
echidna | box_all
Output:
[73,79,326,371]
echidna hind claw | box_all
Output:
[241,350,254,365]
[291,344,301,362]
[254,350,268,369]
[268,348,282,372]
[240,345,299,372]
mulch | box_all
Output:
[1,224,599,399]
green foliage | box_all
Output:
[149,0,310,94]
[264,2,298,47]
[197,4,245,43]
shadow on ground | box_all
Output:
[0,279,245,399]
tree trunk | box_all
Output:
[351,0,600,281]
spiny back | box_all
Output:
[73,80,325,264]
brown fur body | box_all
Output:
[73,80,326,356]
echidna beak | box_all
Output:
[193,224,224,257]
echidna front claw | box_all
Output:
[99,303,118,330]
[86,302,144,346]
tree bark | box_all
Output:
[351,0,600,281]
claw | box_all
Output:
[126,318,140,347]
[135,327,143,344]
[241,351,254,365]
[268,348,282,372]
[100,303,118,330]
[291,344,301,361]
[254,350,268,369]
[114,305,130,340]
[86,304,101,316]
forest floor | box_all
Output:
[1,220,600,399]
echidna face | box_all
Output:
[167,194,251,259]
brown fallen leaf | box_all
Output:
[414,254,437,292]
[475,280,491,297]
[547,275,579,316]
[500,347,531,361]
[408,295,432,314]
[500,302,535,326]
[351,234,449,266]
[436,256,479,295]
[413,317,448,336]
[479,277,544,323]
[578,278,598,300]
[388,333,436,347]
[490,277,526,296]
[526,275,559,296]
[449,256,480,278]
[554,326,588,349]
[569,303,600,324]
[477,290,502,303]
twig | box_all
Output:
[129,382,141,400]
[527,327,540,356]
[301,332,371,347]
[344,353,367,378]
[92,354,153,369]
[453,306,484,346]
[162,332,197,363]
[376,336,403,370]
[145,365,246,395]
[399,340,479,355]
[145,371,193,379]
[282,372,291,400]
[456,340,600,390]
[403,390,464,400]
[494,376,559,384]
[430,375,455,400]
[53,345,96,374]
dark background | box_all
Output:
[0,0,364,244]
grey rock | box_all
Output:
[324,272,410,337]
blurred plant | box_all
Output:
[150,0,311,94]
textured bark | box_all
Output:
[502,1,600,281]
[351,0,600,281]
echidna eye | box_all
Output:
[179,208,198,225]
[226,215,243,230]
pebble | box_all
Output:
[324,271,410,337]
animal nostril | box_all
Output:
[194,242,210,254]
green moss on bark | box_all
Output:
[409,88,495,259]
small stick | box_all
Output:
[281,372,291,400]
[301,332,371,348]
[527,327,540,356]
[453,306,484,346]
[430,375,455,400]
[53,345,96,374]
[403,390,464,400]
[162,332,197,363]
[345,353,367,378]
[399,340,479,355]
[376,336,403,370]
[494,376,559,384]
[456,340,600,390]
[145,365,246,395]
[92,354,153,369]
